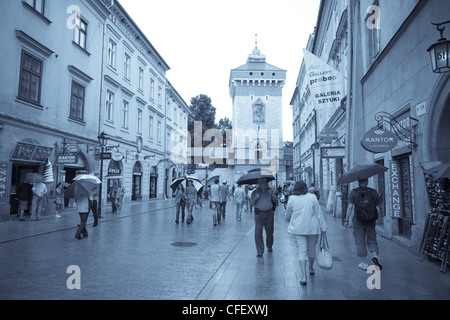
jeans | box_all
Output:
[211,201,221,225]
[235,203,243,220]
[220,201,227,218]
[75,212,89,238]
[30,195,44,220]
[352,225,379,257]
[90,200,98,223]
[254,209,274,255]
[175,201,186,222]
[186,202,195,222]
[115,196,123,213]
[18,200,28,219]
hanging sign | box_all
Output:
[303,49,346,111]
[389,160,403,219]
[361,127,398,153]
[321,147,345,158]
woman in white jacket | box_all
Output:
[285,180,327,286]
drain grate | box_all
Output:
[171,242,198,247]
[332,256,342,262]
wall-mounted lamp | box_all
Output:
[427,21,450,73]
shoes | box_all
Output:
[257,253,263,258]
[75,235,83,240]
[92,223,98,227]
[372,256,383,270]
[175,220,179,224]
[19,218,25,221]
[358,262,369,270]
[300,280,307,286]
[268,248,273,252]
[309,269,315,275]
[99,216,103,219]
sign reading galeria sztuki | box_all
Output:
[303,49,346,110]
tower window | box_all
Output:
[261,72,264,76]
[250,72,253,75]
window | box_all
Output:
[157,86,162,106]
[137,108,143,134]
[69,81,85,121]
[150,78,155,100]
[157,120,161,143]
[149,115,154,140]
[138,67,144,91]
[74,18,88,49]
[124,53,131,81]
[18,51,42,104]
[105,91,114,122]
[26,0,45,15]
[121,100,129,129]
[108,39,117,69]
[174,107,177,123]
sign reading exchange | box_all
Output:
[361,128,398,153]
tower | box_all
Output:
[229,38,286,176]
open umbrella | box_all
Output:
[170,176,203,192]
[337,163,388,185]
[24,173,44,184]
[237,168,275,185]
[65,175,101,198]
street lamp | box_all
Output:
[97,131,109,217]
[427,21,450,73]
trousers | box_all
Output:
[254,209,274,255]
[352,225,379,257]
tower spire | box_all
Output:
[255,33,258,49]
[248,33,265,63]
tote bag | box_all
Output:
[316,232,333,270]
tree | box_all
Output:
[188,94,216,149]
[216,116,232,147]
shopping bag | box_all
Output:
[316,233,333,270]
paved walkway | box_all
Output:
[0,199,449,300]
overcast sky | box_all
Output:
[119,0,321,141]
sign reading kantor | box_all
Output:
[361,128,398,153]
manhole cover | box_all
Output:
[332,256,342,262]
[171,242,198,247]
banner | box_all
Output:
[303,49,346,111]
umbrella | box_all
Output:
[337,163,388,185]
[64,180,99,198]
[237,168,275,185]
[73,174,102,184]
[423,162,450,178]
[170,176,203,192]
[24,173,44,184]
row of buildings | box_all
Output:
[290,0,450,252]
[0,0,192,220]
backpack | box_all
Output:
[354,187,379,224]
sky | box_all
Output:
[119,0,322,141]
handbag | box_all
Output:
[316,232,333,270]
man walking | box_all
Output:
[219,180,229,219]
[234,184,245,221]
[345,178,383,271]
[210,179,221,226]
[250,178,278,257]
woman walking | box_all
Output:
[185,180,197,224]
[285,180,327,286]
[54,182,65,218]
[174,184,186,223]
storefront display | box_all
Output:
[419,173,450,272]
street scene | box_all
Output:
[1,0,450,304]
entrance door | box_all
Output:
[10,163,39,214]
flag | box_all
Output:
[302,49,346,111]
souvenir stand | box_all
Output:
[419,163,450,272]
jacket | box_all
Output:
[285,193,327,235]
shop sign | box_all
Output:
[108,168,121,175]
[57,154,78,164]
[321,147,345,158]
[66,144,80,154]
[361,128,398,153]
[389,160,403,219]
[391,111,411,156]
[11,143,53,162]
[112,152,124,161]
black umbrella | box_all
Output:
[237,168,275,185]
[337,163,388,185]
[24,173,45,184]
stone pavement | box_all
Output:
[0,198,449,301]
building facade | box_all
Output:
[0,0,190,220]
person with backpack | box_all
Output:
[344,178,383,271]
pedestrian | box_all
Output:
[195,187,203,209]
[308,183,320,201]
[109,181,118,213]
[250,178,279,257]
[234,184,245,221]
[210,179,221,226]
[16,182,32,221]
[75,193,90,240]
[115,181,126,214]
[175,184,186,224]
[344,178,383,271]
[219,180,229,219]
[285,180,327,286]
[185,180,197,224]
[30,182,47,221]
[283,183,292,209]
[54,182,65,218]
[244,185,249,212]
[89,188,99,227]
